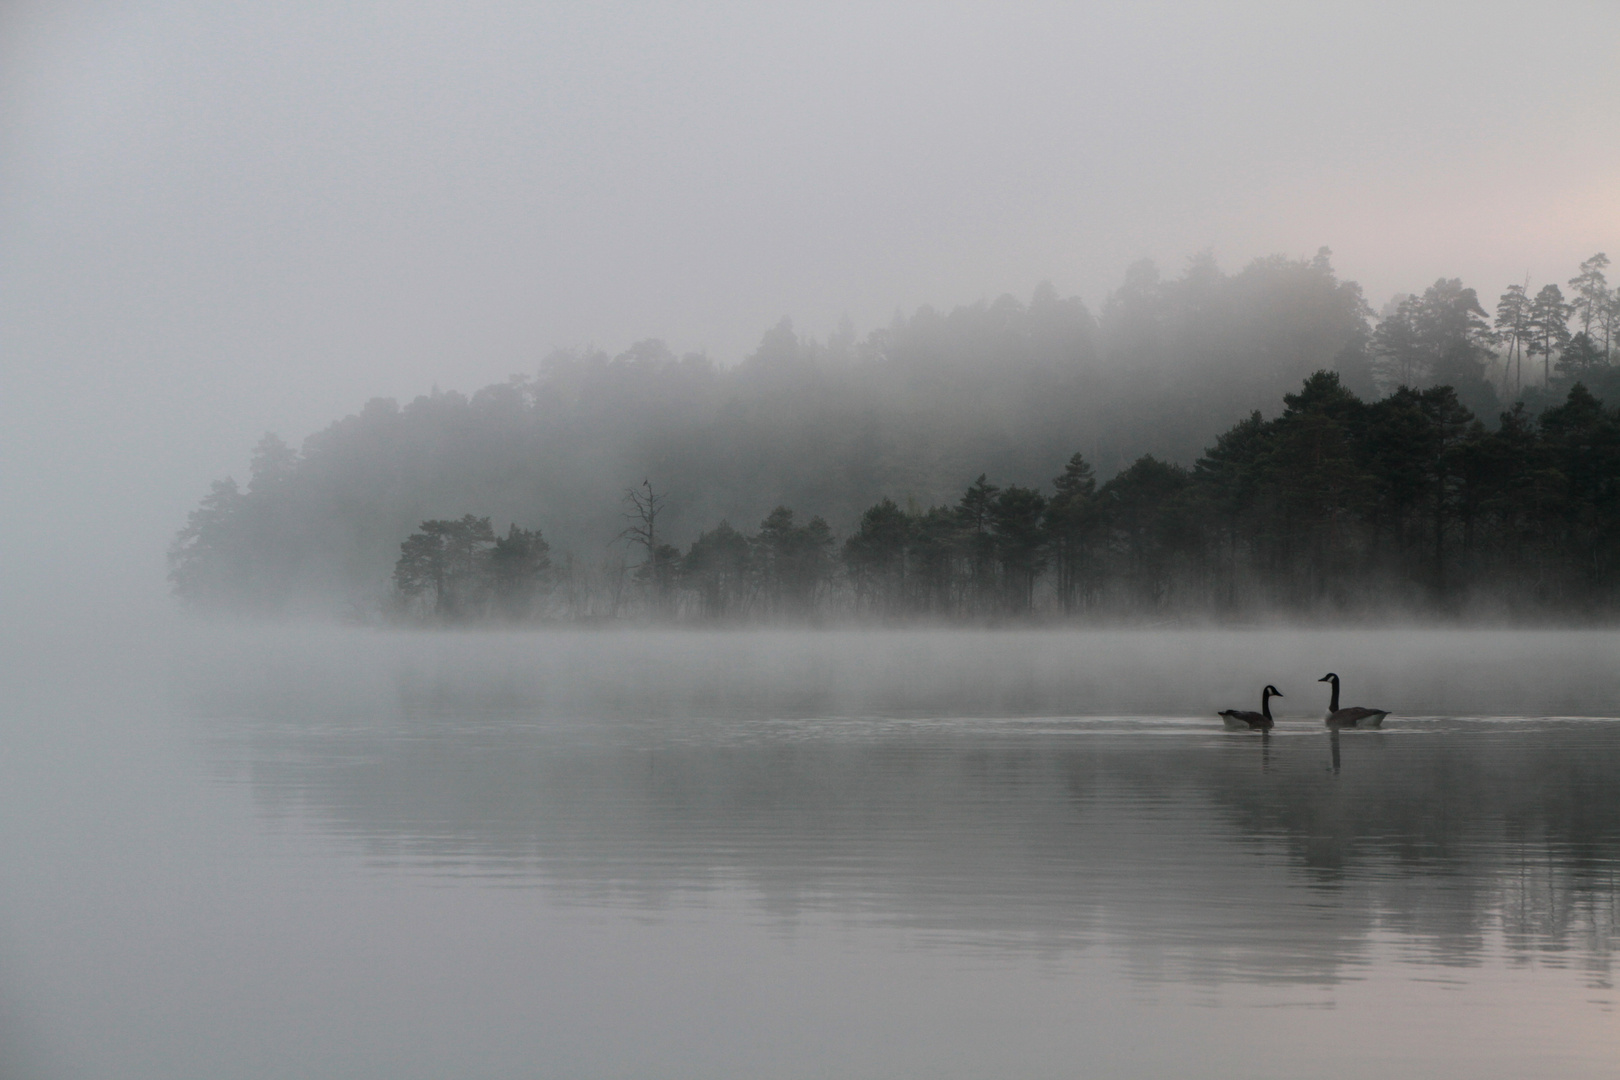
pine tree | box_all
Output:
[1555,333,1605,381]
[488,524,552,619]
[956,474,1001,610]
[842,498,911,614]
[1371,296,1425,387]
[681,521,752,619]
[753,507,834,617]
[393,515,498,619]
[989,485,1048,614]
[1494,282,1533,397]
[1527,284,1571,385]
[1045,453,1098,614]
[1601,289,1620,361]
[1568,253,1611,340]
[167,478,245,605]
[1099,456,1192,609]
[1371,279,1494,405]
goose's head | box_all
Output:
[1318,673,1339,684]
[1263,685,1283,698]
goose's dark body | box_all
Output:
[1319,673,1389,728]
[1220,685,1281,731]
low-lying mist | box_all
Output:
[173,625,1620,721]
[164,624,1620,984]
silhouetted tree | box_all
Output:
[1556,333,1606,382]
[1263,371,1371,603]
[1601,284,1620,361]
[1194,411,1268,610]
[620,480,672,615]
[990,485,1048,614]
[682,521,752,619]
[393,515,497,618]
[1495,282,1533,397]
[1418,386,1477,595]
[909,505,964,615]
[843,498,911,615]
[754,507,834,616]
[1528,284,1572,386]
[1371,295,1427,388]
[1568,254,1610,341]
[1045,453,1098,614]
[1539,384,1620,600]
[1374,279,1498,416]
[1100,456,1192,609]
[956,474,1001,611]
[488,524,552,619]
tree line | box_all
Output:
[1374,253,1620,416]
[169,248,1620,619]
[381,373,1620,623]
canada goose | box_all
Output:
[1220,685,1281,731]
[1319,673,1389,728]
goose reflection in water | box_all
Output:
[1326,723,1390,774]
[199,691,1620,992]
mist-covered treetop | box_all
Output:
[171,248,1617,615]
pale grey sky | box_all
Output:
[2,0,1618,615]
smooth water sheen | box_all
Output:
[3,627,1619,1079]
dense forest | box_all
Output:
[171,250,1620,621]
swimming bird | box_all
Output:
[1220,685,1281,731]
[1318,673,1389,728]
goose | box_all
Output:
[1220,685,1281,731]
[1319,673,1389,728]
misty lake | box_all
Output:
[3,626,1619,1079]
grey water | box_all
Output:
[3,627,1619,1079]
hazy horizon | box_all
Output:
[4,1,1618,621]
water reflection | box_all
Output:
[188,675,1620,992]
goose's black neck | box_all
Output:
[1262,687,1275,720]
[1327,677,1340,712]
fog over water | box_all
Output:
[4,625,1620,1077]
[175,625,1620,720]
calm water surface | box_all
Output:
[3,626,1619,1078]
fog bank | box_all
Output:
[171,625,1620,721]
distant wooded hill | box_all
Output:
[170,249,1620,618]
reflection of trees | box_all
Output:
[1169,727,1620,984]
[197,688,1620,987]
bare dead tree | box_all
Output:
[620,478,665,560]
[619,479,675,615]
